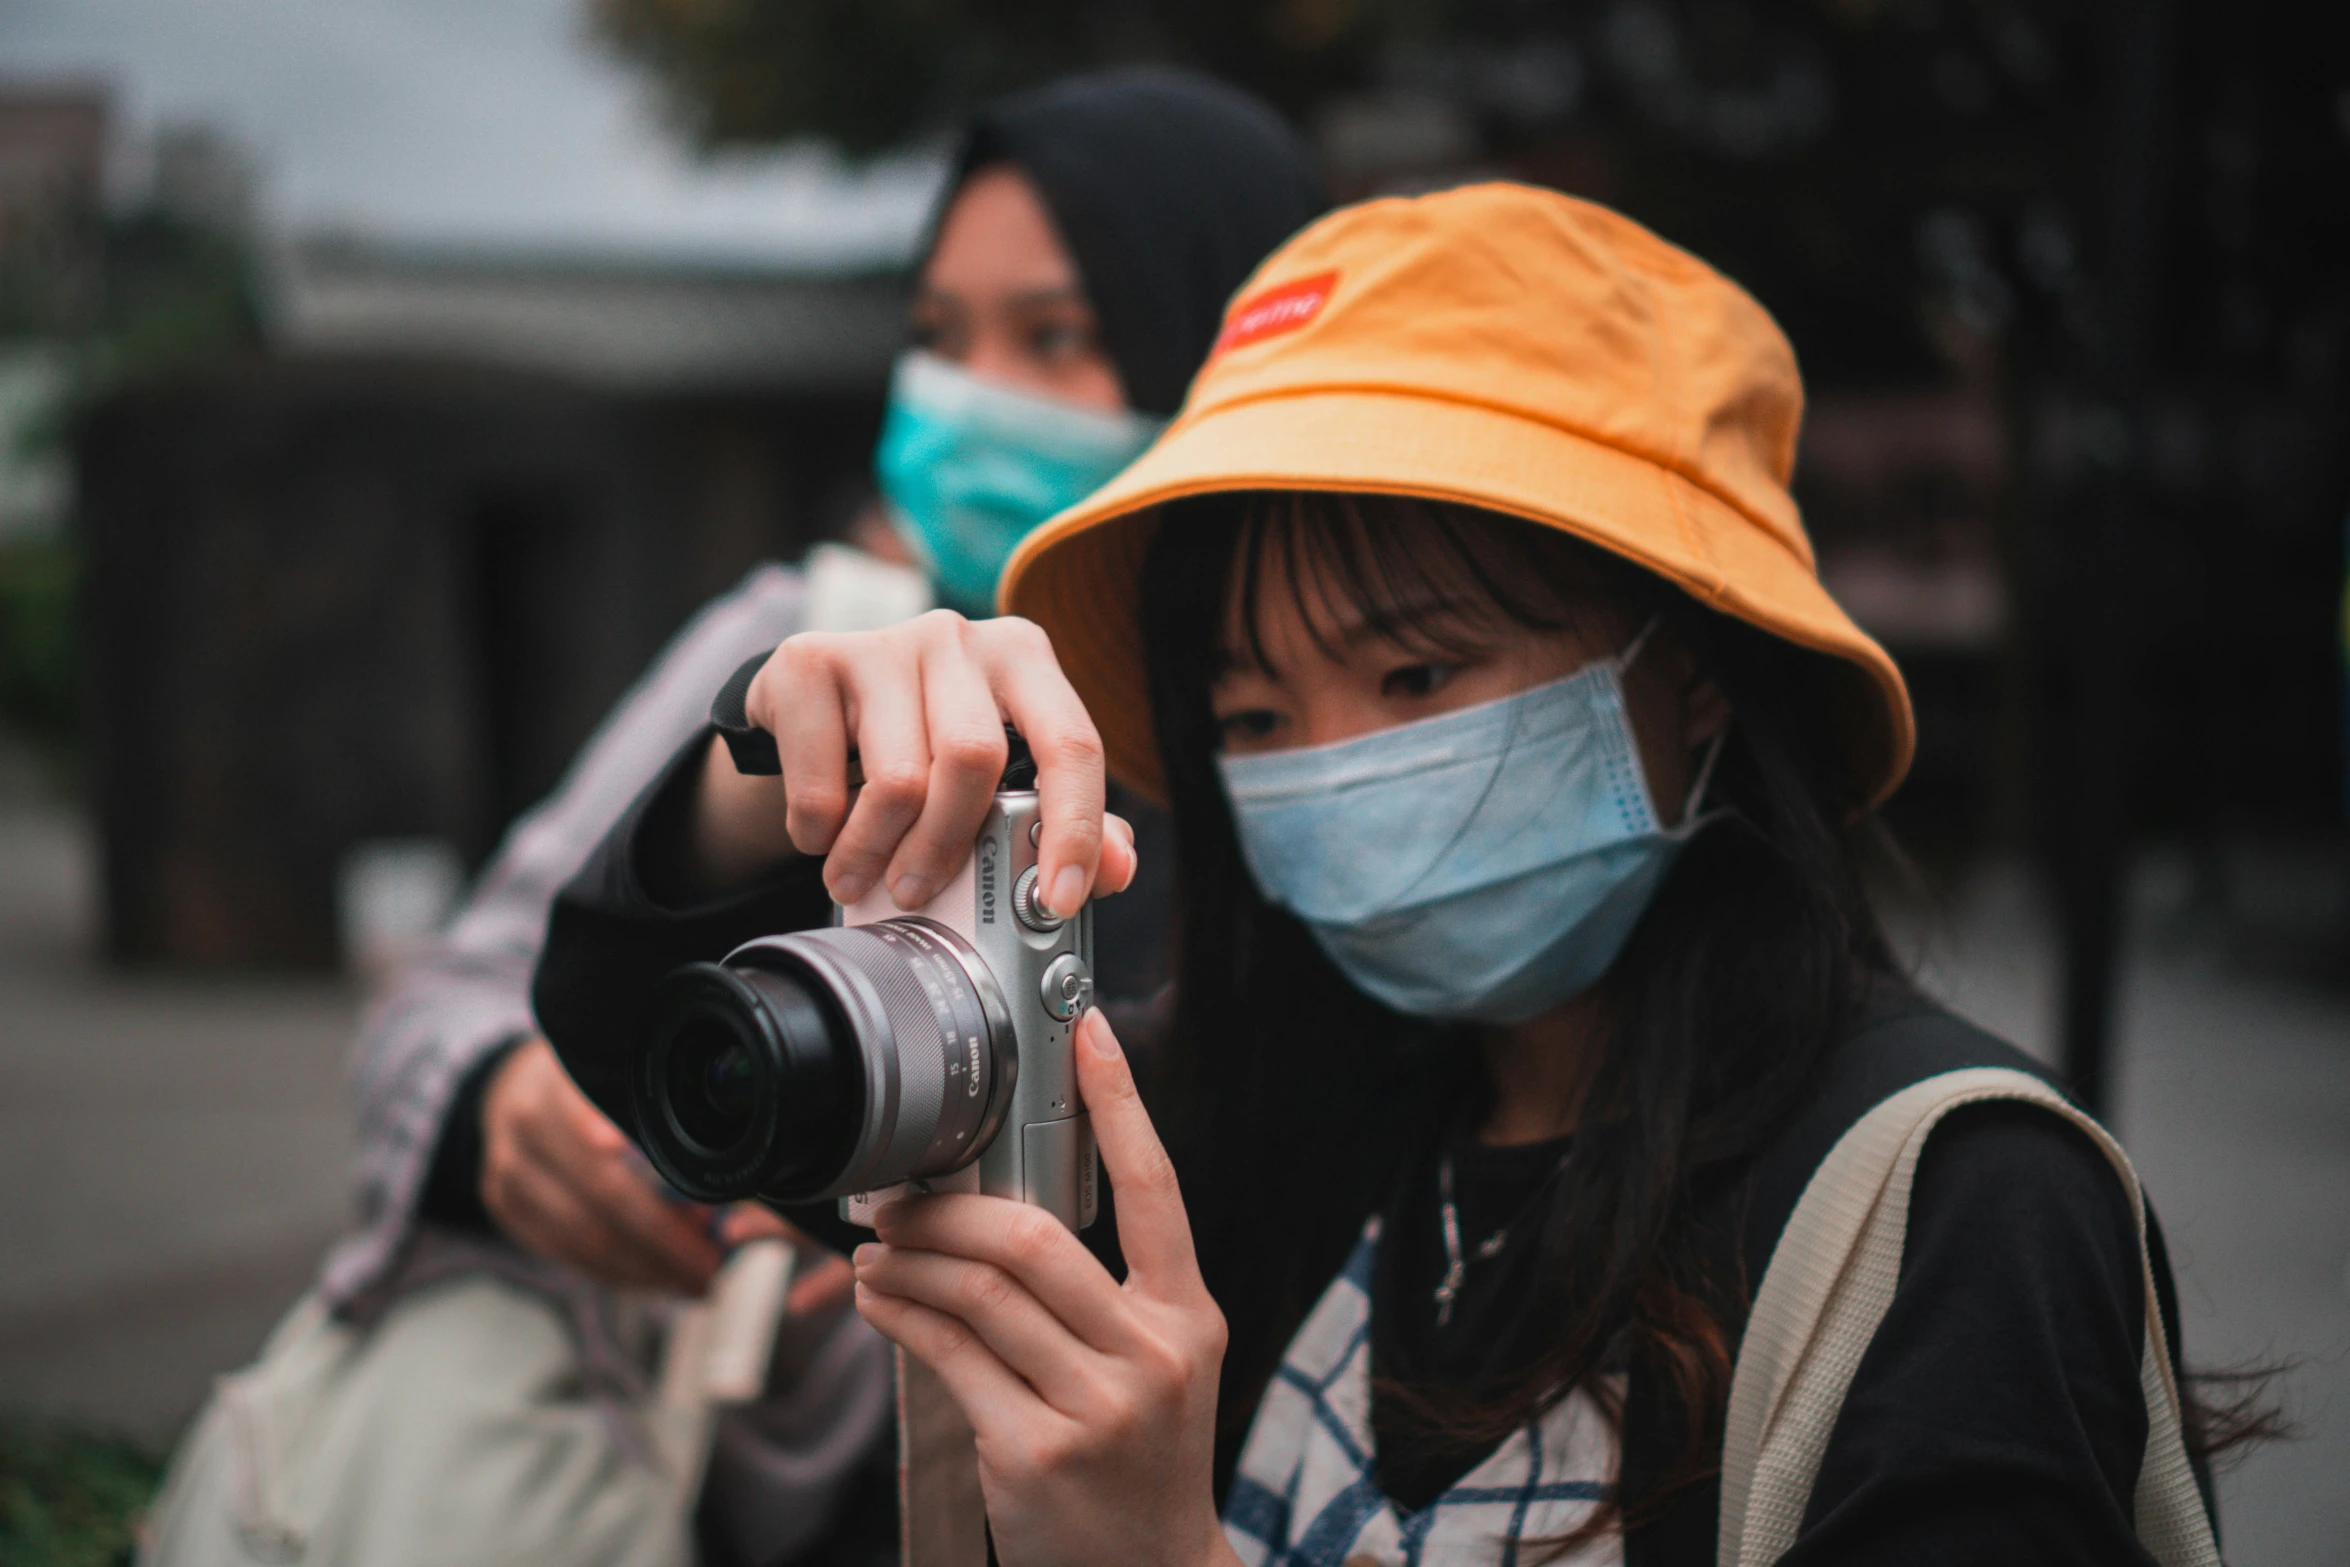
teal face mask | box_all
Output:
[1215,623,1723,1024]
[874,351,1162,616]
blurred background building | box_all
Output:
[0,0,2343,1561]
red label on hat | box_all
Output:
[1215,271,1338,356]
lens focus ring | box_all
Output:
[743,918,1015,1201]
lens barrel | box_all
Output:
[634,919,1015,1205]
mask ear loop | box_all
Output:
[1682,724,1729,821]
[1616,613,1726,825]
[1614,615,1662,675]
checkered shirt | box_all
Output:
[1225,1219,1621,1567]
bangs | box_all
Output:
[1225,492,1652,676]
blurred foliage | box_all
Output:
[0,1421,163,1567]
[89,213,264,393]
[0,538,76,744]
[593,0,1386,156]
[591,0,2343,397]
[0,212,101,341]
[0,186,262,391]
[589,0,2046,385]
[0,199,262,768]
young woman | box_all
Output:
[535,184,2233,1564]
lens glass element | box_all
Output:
[636,961,857,1202]
[666,1018,758,1153]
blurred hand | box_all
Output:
[693,610,1139,912]
[851,1010,1235,1567]
[481,1036,724,1294]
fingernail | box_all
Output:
[852,1244,879,1270]
[830,872,870,907]
[891,873,933,910]
[1050,865,1087,918]
[1084,1009,1121,1060]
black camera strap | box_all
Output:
[711,652,1039,792]
[711,653,782,775]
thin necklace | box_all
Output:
[1433,1147,1571,1327]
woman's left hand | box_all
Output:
[852,1009,1238,1567]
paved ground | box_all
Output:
[1,789,2344,1559]
[0,804,356,1441]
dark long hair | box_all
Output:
[1136,490,1909,1528]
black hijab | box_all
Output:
[942,67,1329,417]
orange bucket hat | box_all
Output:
[999,181,1913,807]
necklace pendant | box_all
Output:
[1433,1259,1464,1327]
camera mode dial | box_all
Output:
[1011,865,1064,932]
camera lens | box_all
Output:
[667,1019,757,1151]
[634,919,1015,1206]
[637,962,862,1202]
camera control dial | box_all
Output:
[1038,953,1093,1022]
[1011,865,1065,932]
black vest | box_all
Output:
[1619,1003,2201,1563]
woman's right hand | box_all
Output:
[693,610,1136,915]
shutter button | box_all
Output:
[1039,954,1092,1022]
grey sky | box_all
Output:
[0,0,944,267]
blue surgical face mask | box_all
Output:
[874,351,1162,616]
[1215,623,1722,1024]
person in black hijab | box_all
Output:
[866,66,1327,998]
[874,66,1327,618]
[953,66,1331,417]
[134,64,1328,1567]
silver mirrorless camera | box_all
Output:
[631,730,1100,1231]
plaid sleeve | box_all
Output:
[318,564,809,1304]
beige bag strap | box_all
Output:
[1717,1067,2217,1567]
[899,1348,990,1567]
[653,1239,797,1501]
[664,1249,990,1566]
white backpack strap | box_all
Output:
[1717,1067,2217,1567]
[652,1238,797,1500]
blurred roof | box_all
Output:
[272,238,909,390]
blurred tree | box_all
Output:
[593,0,2131,385]
[0,160,264,771]
[0,538,73,743]
[597,0,2341,389]
[88,209,263,387]
[593,0,1389,156]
